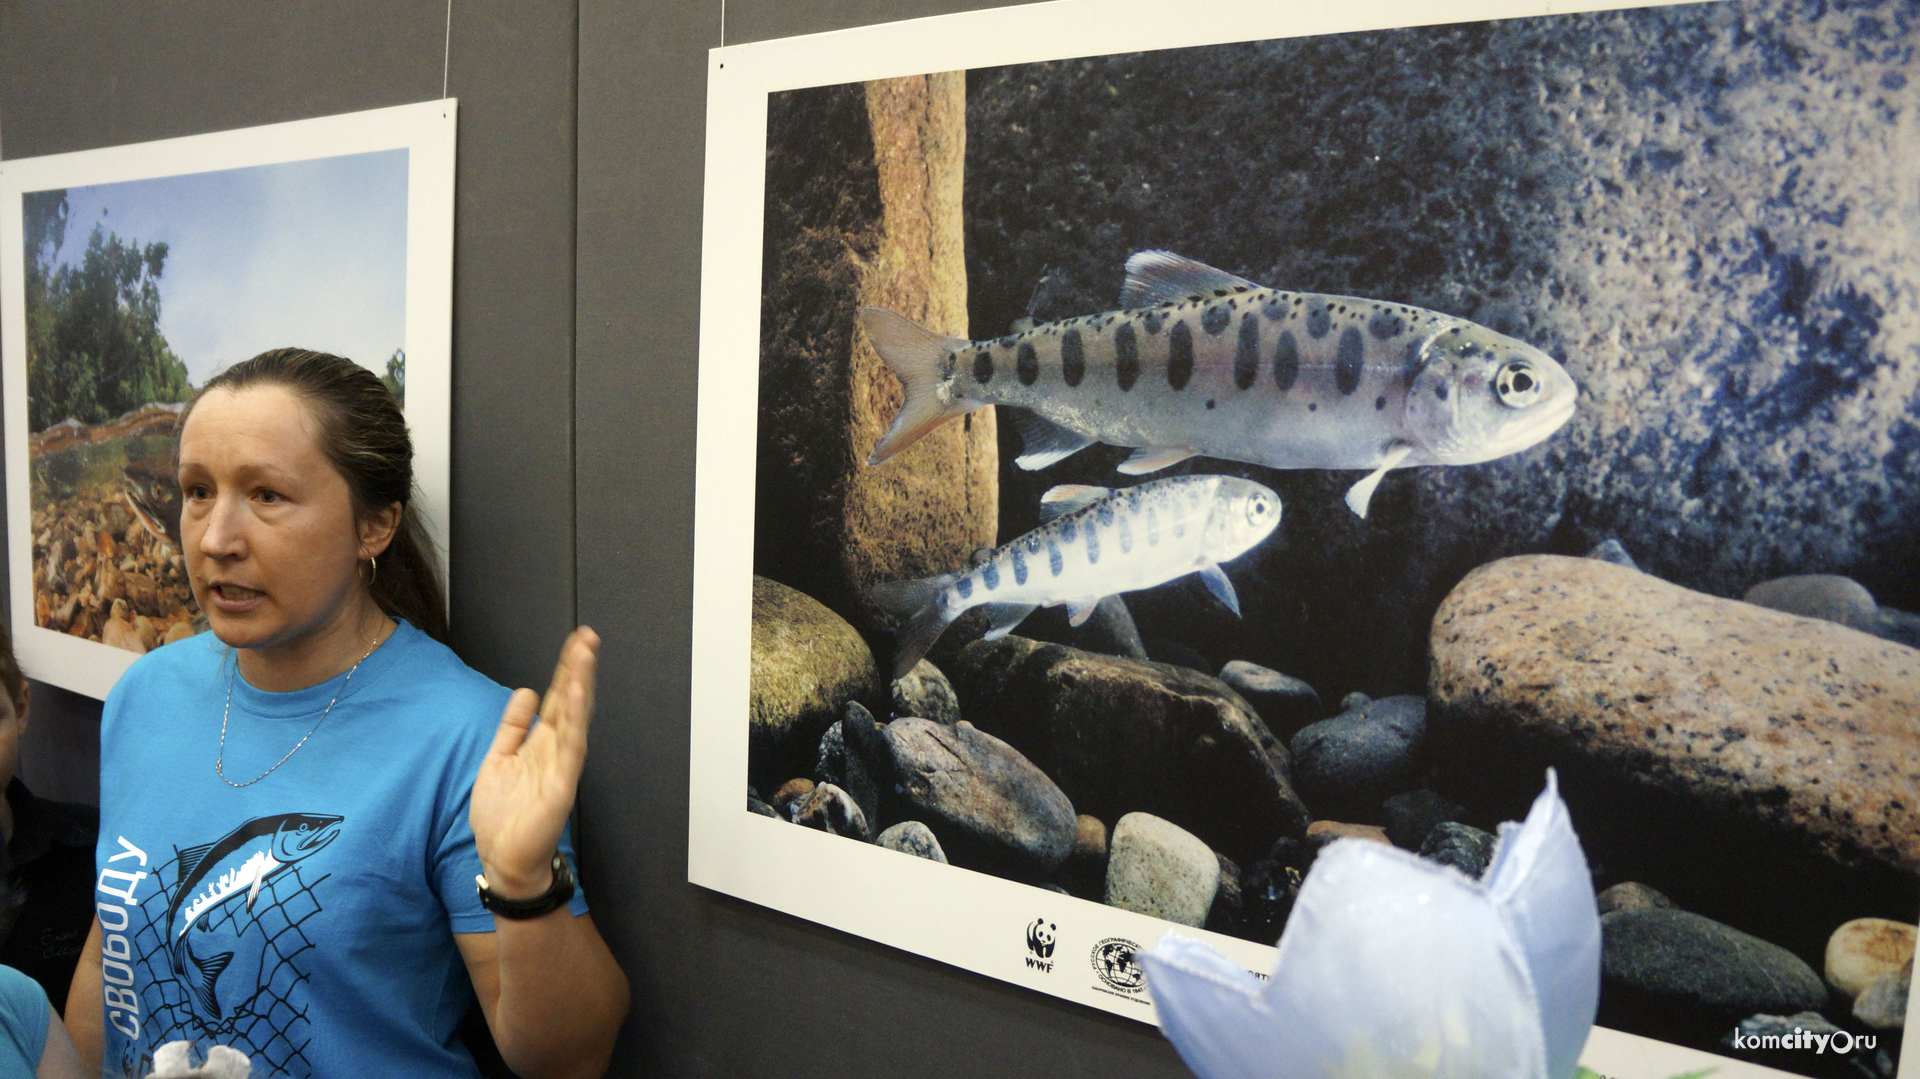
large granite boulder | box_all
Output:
[759,73,996,642]
[750,576,880,788]
[965,1,1920,698]
[951,636,1309,863]
[1430,555,1920,878]
[878,718,1078,877]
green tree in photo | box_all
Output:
[382,348,406,408]
[22,190,193,432]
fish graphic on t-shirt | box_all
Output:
[166,813,343,1020]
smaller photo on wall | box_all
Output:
[2,101,456,698]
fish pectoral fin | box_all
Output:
[247,874,267,910]
[1197,564,1242,617]
[1010,409,1096,471]
[1344,443,1415,519]
[1117,445,1198,475]
[1038,484,1113,522]
[1119,251,1262,308]
[1065,597,1104,627]
[979,602,1039,640]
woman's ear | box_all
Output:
[359,501,404,560]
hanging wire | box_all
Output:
[442,0,454,98]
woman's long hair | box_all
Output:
[180,348,449,642]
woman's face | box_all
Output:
[178,385,381,655]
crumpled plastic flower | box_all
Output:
[1140,772,1600,1079]
[150,1040,254,1079]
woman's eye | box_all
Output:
[257,489,283,504]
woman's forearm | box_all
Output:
[64,919,103,1073]
[460,911,628,1079]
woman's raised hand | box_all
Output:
[471,627,600,897]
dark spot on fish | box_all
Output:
[1059,519,1076,541]
[1369,310,1404,340]
[941,352,957,380]
[1118,515,1133,553]
[1202,304,1232,336]
[1143,312,1165,336]
[973,351,994,384]
[1047,540,1064,577]
[981,562,1000,590]
[1307,301,1331,339]
[955,576,974,599]
[1375,396,1387,410]
[1016,342,1039,385]
[1011,547,1028,585]
[1308,402,1317,412]
[1273,330,1299,392]
[1435,383,1449,401]
[1167,321,1194,389]
[1235,316,1260,389]
[1115,323,1140,390]
[1205,399,1216,409]
[1061,329,1085,387]
[1085,521,1101,564]
[1262,298,1285,320]
[1336,327,1364,394]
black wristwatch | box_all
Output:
[476,853,576,919]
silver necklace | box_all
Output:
[215,636,382,788]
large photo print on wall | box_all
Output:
[691,1,1919,1076]
[1,101,456,698]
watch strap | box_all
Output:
[476,852,576,920]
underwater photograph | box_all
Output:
[746,1,1919,1073]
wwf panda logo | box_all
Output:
[1025,917,1056,959]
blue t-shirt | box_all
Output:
[0,964,49,1075]
[94,621,588,1078]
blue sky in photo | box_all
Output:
[45,149,408,387]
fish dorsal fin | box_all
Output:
[174,842,216,883]
[1120,251,1262,308]
[1039,484,1112,522]
[1009,409,1096,471]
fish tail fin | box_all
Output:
[191,949,233,1019]
[869,576,956,679]
[861,308,971,465]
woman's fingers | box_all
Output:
[488,688,542,759]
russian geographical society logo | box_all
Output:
[1023,917,1057,972]
[1090,937,1147,994]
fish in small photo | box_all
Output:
[870,475,1280,677]
[861,250,1577,517]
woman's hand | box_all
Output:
[471,627,599,897]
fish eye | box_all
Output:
[1495,361,1543,408]
[1245,494,1272,525]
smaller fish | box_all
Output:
[123,458,182,550]
[870,475,1280,678]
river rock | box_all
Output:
[1601,909,1828,1019]
[1305,821,1390,846]
[1825,918,1916,999]
[1419,822,1497,879]
[790,782,870,840]
[952,636,1309,863]
[1217,661,1322,740]
[750,576,879,788]
[1058,814,1109,899]
[747,788,779,819]
[1105,813,1220,928]
[1854,958,1910,1030]
[967,3,1920,698]
[1205,853,1245,937]
[1877,608,1920,650]
[1597,882,1677,915]
[838,702,889,831]
[891,659,961,724]
[1289,696,1427,822]
[771,778,814,812]
[1586,539,1639,571]
[758,73,995,644]
[1430,555,1920,879]
[812,721,845,787]
[877,821,949,864]
[879,717,1076,876]
[1382,790,1467,850]
[1744,575,1880,634]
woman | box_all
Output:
[65,349,628,1078]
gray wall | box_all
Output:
[0,1,1191,1074]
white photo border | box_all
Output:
[690,2,1914,1077]
[0,99,457,699]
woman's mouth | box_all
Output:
[208,583,266,610]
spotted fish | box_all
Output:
[869,475,1279,677]
[861,251,1577,517]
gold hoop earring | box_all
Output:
[368,554,379,587]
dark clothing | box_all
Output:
[0,779,98,1014]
